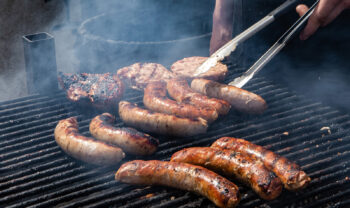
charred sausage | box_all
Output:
[166,78,231,115]
[211,137,311,191]
[191,78,267,114]
[171,147,282,200]
[54,117,125,165]
[143,81,218,123]
[115,160,240,208]
[118,101,208,137]
[89,113,159,155]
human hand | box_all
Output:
[296,0,350,40]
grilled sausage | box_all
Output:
[166,78,231,115]
[54,117,125,165]
[191,78,267,114]
[118,101,208,137]
[143,81,218,123]
[115,160,240,208]
[211,137,311,191]
[171,147,282,200]
[89,113,159,156]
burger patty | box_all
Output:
[116,63,175,91]
[170,56,228,81]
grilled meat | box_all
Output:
[167,78,231,115]
[116,62,174,91]
[54,117,125,165]
[58,72,124,111]
[115,160,240,208]
[171,147,283,200]
[211,137,311,191]
[89,113,159,156]
[170,56,228,81]
[191,78,267,114]
[118,101,208,137]
[143,81,218,123]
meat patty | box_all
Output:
[170,56,228,81]
[143,81,218,123]
[115,160,240,208]
[58,72,124,111]
[116,63,174,91]
[54,117,125,165]
[90,113,159,156]
[118,101,208,137]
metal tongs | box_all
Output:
[194,0,320,88]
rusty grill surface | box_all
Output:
[0,66,350,208]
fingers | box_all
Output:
[296,4,309,17]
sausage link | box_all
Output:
[144,81,218,123]
[191,78,267,114]
[211,137,311,191]
[167,78,231,115]
[118,101,208,137]
[89,113,159,155]
[171,147,282,200]
[115,160,240,208]
[54,117,125,165]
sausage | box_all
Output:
[89,113,159,156]
[54,117,125,165]
[171,147,282,200]
[115,160,240,208]
[143,81,218,123]
[191,78,267,114]
[211,137,311,191]
[166,78,231,115]
[118,101,208,137]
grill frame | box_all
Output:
[0,67,349,208]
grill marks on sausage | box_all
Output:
[115,160,240,208]
[166,78,231,115]
[54,117,125,165]
[191,78,267,114]
[116,63,174,91]
[171,147,283,200]
[143,81,218,123]
[211,137,311,191]
[58,72,124,111]
[118,101,208,137]
[89,113,159,156]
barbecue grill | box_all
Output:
[1,61,349,208]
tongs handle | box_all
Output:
[194,0,301,76]
[229,0,320,88]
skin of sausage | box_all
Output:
[143,81,218,123]
[171,147,282,200]
[89,113,159,156]
[166,78,231,115]
[115,160,240,208]
[54,117,125,165]
[191,78,267,114]
[211,137,311,191]
[118,101,208,137]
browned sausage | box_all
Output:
[89,113,159,156]
[54,117,125,165]
[171,147,282,200]
[166,78,231,115]
[115,160,240,208]
[118,101,208,137]
[191,78,267,114]
[143,81,218,123]
[211,137,311,191]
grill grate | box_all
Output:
[0,67,349,208]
